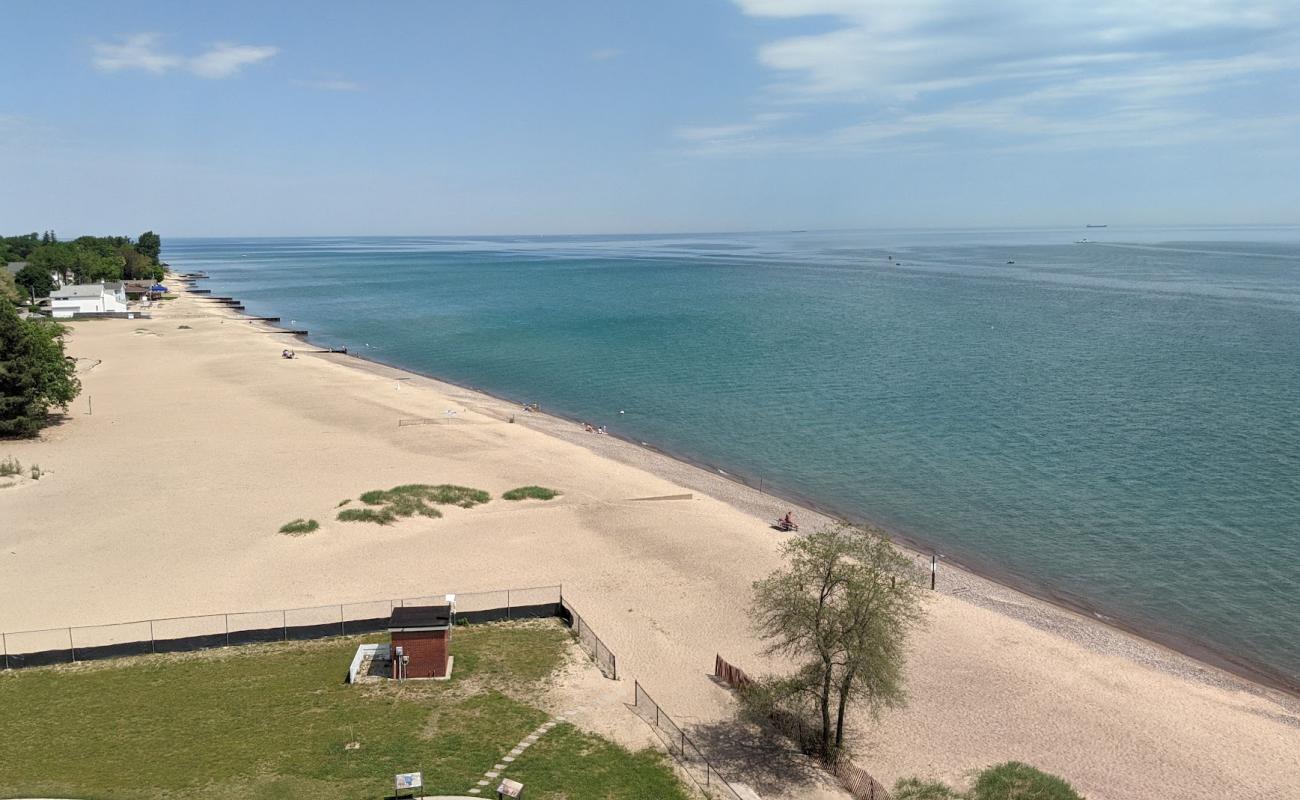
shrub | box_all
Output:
[337,507,398,525]
[502,485,560,501]
[969,762,1083,800]
[893,778,962,800]
[30,464,41,480]
[278,518,320,536]
[0,456,20,477]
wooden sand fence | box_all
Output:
[714,654,891,800]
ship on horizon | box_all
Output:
[1086,224,1108,228]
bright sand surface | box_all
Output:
[2,290,1298,800]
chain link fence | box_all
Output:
[633,680,749,800]
[714,654,891,800]
[1,585,566,670]
[561,597,617,679]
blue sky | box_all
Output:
[2,0,1298,236]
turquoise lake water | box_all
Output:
[165,227,1300,689]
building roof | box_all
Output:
[51,284,113,299]
[4,261,28,275]
[389,605,452,631]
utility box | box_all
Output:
[388,604,452,679]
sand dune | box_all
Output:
[2,292,1297,799]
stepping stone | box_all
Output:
[503,756,515,763]
[469,789,481,795]
[494,763,505,770]
[486,771,499,778]
[478,779,490,786]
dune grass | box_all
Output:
[502,486,560,501]
[968,762,1083,800]
[337,507,400,525]
[359,484,491,509]
[0,456,21,478]
[0,622,688,800]
[339,483,491,525]
[278,518,320,536]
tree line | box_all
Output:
[0,228,161,437]
[2,230,163,299]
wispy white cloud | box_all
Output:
[189,43,278,78]
[92,34,277,79]
[682,1,1300,154]
[590,48,624,61]
[292,78,363,92]
[674,113,794,142]
[92,33,182,74]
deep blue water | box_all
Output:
[165,227,1300,689]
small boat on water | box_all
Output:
[1086,224,1107,228]
[1075,238,1091,244]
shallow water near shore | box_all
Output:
[166,226,1300,690]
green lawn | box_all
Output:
[0,621,690,800]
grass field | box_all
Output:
[0,621,690,800]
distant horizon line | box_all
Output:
[151,221,1300,240]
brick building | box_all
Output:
[389,605,452,679]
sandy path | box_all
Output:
[1,292,1297,799]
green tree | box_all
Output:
[28,244,75,284]
[120,245,157,280]
[71,245,123,283]
[136,230,162,264]
[0,268,20,304]
[0,302,81,437]
[750,523,925,759]
[1,233,40,260]
[15,263,56,298]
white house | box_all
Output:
[49,282,129,318]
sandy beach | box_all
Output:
[2,289,1298,800]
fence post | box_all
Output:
[680,730,685,757]
[150,619,155,654]
[68,627,76,663]
[225,613,230,646]
[611,652,617,680]
[282,609,287,641]
[2,631,8,670]
[340,604,345,636]
[507,589,512,619]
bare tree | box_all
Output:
[750,523,925,759]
